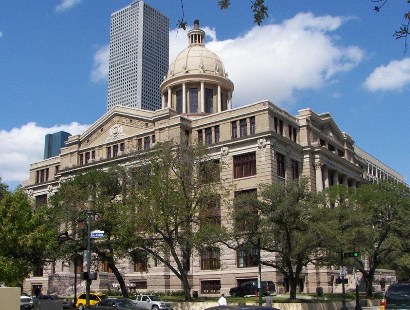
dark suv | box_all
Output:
[229,281,275,297]
[380,282,410,309]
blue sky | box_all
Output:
[0,0,409,188]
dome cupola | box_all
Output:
[160,20,234,115]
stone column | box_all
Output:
[323,166,330,189]
[315,161,323,192]
[200,82,205,113]
[333,171,339,185]
[167,87,172,108]
[161,94,165,109]
[217,85,221,112]
[182,83,186,113]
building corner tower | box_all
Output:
[108,0,169,111]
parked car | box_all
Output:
[75,292,108,310]
[33,295,73,309]
[20,295,33,310]
[229,281,275,297]
[94,298,145,310]
[205,306,280,310]
[134,295,173,310]
[380,282,410,309]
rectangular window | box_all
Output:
[214,125,220,143]
[79,154,84,165]
[152,135,156,144]
[234,189,258,232]
[291,159,299,179]
[201,280,221,294]
[199,160,220,184]
[277,153,285,179]
[107,147,111,159]
[197,129,203,144]
[189,88,198,113]
[33,264,44,277]
[201,247,221,270]
[231,121,238,139]
[237,248,259,268]
[35,194,47,209]
[55,165,60,174]
[289,125,297,142]
[144,137,150,149]
[250,117,256,135]
[113,144,119,157]
[205,127,212,145]
[199,195,221,228]
[137,138,142,151]
[101,259,113,273]
[328,144,335,152]
[233,152,256,179]
[120,142,125,152]
[85,152,90,164]
[91,151,95,160]
[240,119,247,137]
[176,90,183,114]
[132,252,148,272]
[205,88,213,113]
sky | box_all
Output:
[0,0,409,189]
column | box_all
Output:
[228,91,232,110]
[161,94,165,109]
[323,166,330,189]
[315,161,323,192]
[343,175,348,187]
[182,83,186,113]
[167,87,172,109]
[200,82,205,113]
[333,171,339,185]
[217,85,221,112]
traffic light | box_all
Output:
[343,251,359,258]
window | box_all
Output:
[205,88,213,113]
[199,159,220,184]
[231,121,238,139]
[85,152,90,164]
[189,88,198,113]
[291,159,299,179]
[113,144,119,157]
[237,248,258,268]
[205,127,212,145]
[234,189,258,232]
[91,151,95,160]
[137,138,142,151]
[33,264,44,277]
[176,90,183,114]
[199,195,221,228]
[201,280,221,294]
[201,248,221,270]
[289,125,297,142]
[36,168,49,183]
[152,135,156,144]
[214,125,220,143]
[35,194,47,208]
[320,139,326,147]
[79,154,84,165]
[240,119,247,137]
[101,259,113,273]
[144,137,150,149]
[132,251,148,272]
[107,147,112,159]
[233,152,256,178]
[250,117,256,135]
[277,153,285,179]
[328,144,335,152]
[274,117,283,135]
[197,129,203,144]
[120,143,125,152]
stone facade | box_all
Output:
[22,21,400,297]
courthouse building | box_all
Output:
[23,20,402,297]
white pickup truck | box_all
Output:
[134,295,173,310]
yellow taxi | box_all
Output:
[75,292,107,310]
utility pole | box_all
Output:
[86,195,93,310]
[258,237,262,306]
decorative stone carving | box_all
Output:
[106,124,126,143]
[28,189,34,197]
[257,138,267,150]
[221,146,229,157]
[314,160,323,170]
[48,185,53,194]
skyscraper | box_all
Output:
[107,0,169,111]
[44,131,71,159]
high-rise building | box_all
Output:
[44,131,71,159]
[107,0,169,111]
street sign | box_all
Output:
[339,266,347,276]
[91,230,105,239]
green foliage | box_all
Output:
[0,189,59,286]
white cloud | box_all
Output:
[0,122,89,185]
[91,12,363,106]
[55,0,81,12]
[91,45,109,82]
[364,58,410,92]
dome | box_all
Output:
[166,20,226,78]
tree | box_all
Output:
[0,177,8,200]
[354,181,410,296]
[0,188,59,286]
[51,168,133,298]
[229,178,327,300]
[124,141,227,300]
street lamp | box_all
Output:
[85,195,93,310]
